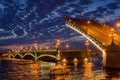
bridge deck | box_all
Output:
[65,18,120,46]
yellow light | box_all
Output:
[87,21,90,24]
[12,49,14,52]
[20,46,23,50]
[116,22,120,27]
[57,39,60,42]
[84,58,88,62]
[46,46,49,50]
[102,49,106,67]
[109,34,112,37]
[109,33,116,37]
[111,28,114,31]
[113,33,116,36]
[65,44,69,49]
[85,40,89,45]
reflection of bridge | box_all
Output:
[65,17,120,68]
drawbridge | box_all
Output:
[65,17,120,51]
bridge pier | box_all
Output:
[34,51,37,61]
[102,50,106,68]
[103,42,120,69]
[64,17,120,69]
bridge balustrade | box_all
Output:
[67,21,103,45]
[8,50,57,61]
[66,19,103,51]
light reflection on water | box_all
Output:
[0,57,120,80]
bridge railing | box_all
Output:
[65,19,103,51]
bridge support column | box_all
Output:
[56,50,61,65]
[34,51,37,61]
[103,42,120,69]
[102,50,106,67]
[105,51,120,69]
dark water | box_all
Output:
[0,56,120,80]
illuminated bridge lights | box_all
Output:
[65,18,103,51]
[8,50,58,62]
[65,17,120,53]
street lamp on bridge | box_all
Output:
[34,43,38,51]
[85,40,90,62]
[109,28,116,44]
[86,20,91,34]
[29,46,33,52]
[46,46,49,50]
[87,20,90,24]
[65,44,69,50]
[56,39,61,51]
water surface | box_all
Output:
[0,57,120,80]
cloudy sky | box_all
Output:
[0,0,120,52]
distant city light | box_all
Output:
[116,22,120,27]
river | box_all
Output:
[0,56,120,80]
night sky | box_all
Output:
[0,0,120,52]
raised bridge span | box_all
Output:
[65,17,120,68]
[65,17,120,51]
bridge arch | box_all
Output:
[37,54,57,62]
[14,54,22,59]
[8,54,14,58]
[23,53,35,60]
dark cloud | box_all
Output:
[0,0,120,52]
[106,2,120,10]
[80,0,92,5]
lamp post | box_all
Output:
[46,46,49,50]
[33,43,38,61]
[73,58,78,67]
[34,43,38,51]
[56,50,61,65]
[85,40,90,62]
[20,46,23,54]
[56,39,61,52]
[109,28,116,44]
[87,20,90,24]
[55,39,62,65]
[86,20,90,34]
[62,58,67,66]
[29,46,32,52]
